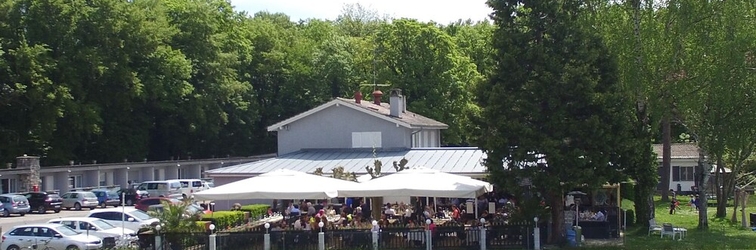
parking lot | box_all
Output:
[0,209,101,234]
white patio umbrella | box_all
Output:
[193,168,361,200]
[338,166,494,198]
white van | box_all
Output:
[135,180,182,199]
[175,179,207,199]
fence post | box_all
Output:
[480,226,487,250]
[534,217,540,250]
[209,234,217,250]
[425,219,433,250]
[155,234,162,250]
[318,221,325,250]
[264,223,271,250]
[371,220,380,250]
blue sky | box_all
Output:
[229,0,492,24]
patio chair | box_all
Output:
[648,218,662,236]
[660,223,682,240]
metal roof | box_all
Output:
[206,147,486,176]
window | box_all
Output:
[99,172,106,187]
[351,132,382,148]
[10,227,34,236]
[672,166,695,181]
[79,222,96,231]
[1,178,17,194]
[192,181,203,188]
[69,175,83,189]
[170,182,181,189]
[180,182,189,188]
[59,221,77,230]
[36,227,55,237]
[91,212,120,221]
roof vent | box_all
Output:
[372,90,383,105]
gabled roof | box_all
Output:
[206,147,485,176]
[652,143,700,159]
[267,98,448,132]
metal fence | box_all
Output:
[153,232,210,250]
[142,224,544,250]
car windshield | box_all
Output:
[55,226,80,236]
[91,219,116,230]
[129,209,153,220]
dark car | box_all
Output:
[92,190,121,208]
[135,197,179,212]
[21,192,62,214]
[117,188,145,206]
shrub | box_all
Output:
[201,211,245,230]
[240,204,270,219]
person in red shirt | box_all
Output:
[451,205,461,221]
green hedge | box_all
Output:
[240,204,270,219]
[201,211,245,230]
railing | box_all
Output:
[216,231,266,250]
[142,223,545,250]
[380,227,426,249]
[160,232,210,250]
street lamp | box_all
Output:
[209,224,216,234]
[264,223,270,233]
[318,221,324,232]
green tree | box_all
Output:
[478,0,634,243]
[376,19,480,145]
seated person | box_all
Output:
[592,210,606,221]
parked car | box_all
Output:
[21,191,62,214]
[92,190,121,208]
[136,180,183,198]
[176,179,208,199]
[0,194,30,216]
[135,197,180,212]
[0,223,102,250]
[48,217,136,248]
[116,188,144,206]
[88,207,160,232]
[61,191,99,210]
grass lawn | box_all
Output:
[585,195,756,249]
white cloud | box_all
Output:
[229,0,492,24]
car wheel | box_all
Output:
[126,199,134,206]
[54,209,61,213]
[89,206,96,210]
[6,245,20,250]
[74,202,82,210]
[65,245,80,250]
[37,205,46,214]
[2,210,9,217]
[100,202,106,208]
[19,213,24,216]
[182,193,187,200]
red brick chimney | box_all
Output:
[372,90,383,105]
[354,91,363,104]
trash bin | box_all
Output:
[750,213,756,227]
[566,228,576,247]
[573,226,582,246]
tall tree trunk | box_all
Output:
[716,158,727,218]
[696,150,710,229]
[548,191,565,244]
[633,183,655,227]
[731,188,740,223]
[661,116,672,202]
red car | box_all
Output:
[134,197,180,211]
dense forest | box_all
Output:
[0,0,490,165]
